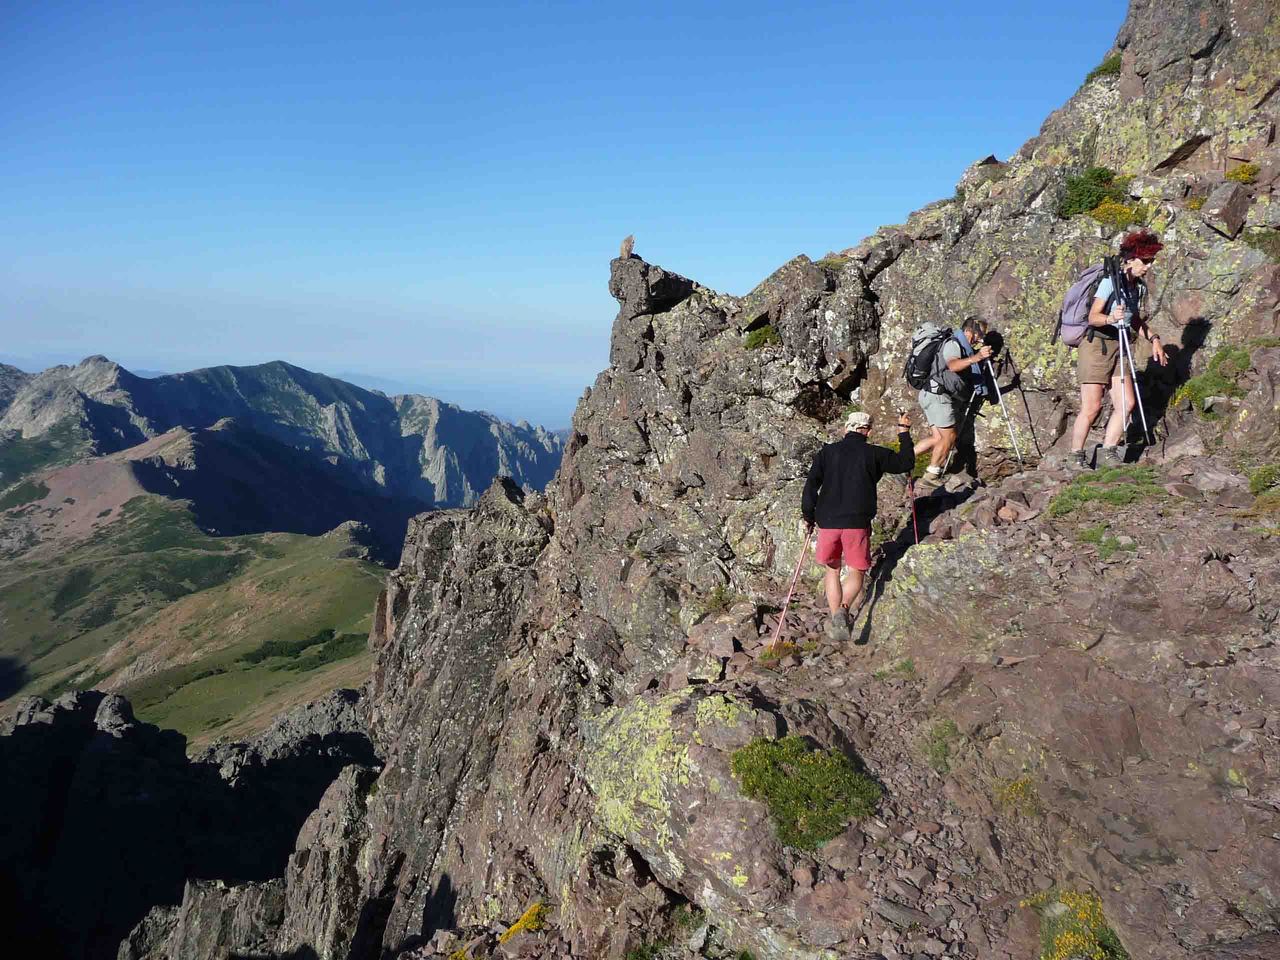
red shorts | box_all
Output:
[815,527,871,571]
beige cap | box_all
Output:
[846,410,872,431]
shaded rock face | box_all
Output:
[126,419,426,563]
[0,689,375,960]
[0,357,564,511]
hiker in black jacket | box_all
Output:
[802,409,914,642]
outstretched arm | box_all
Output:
[881,412,915,474]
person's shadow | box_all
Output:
[852,482,976,645]
[1133,318,1210,445]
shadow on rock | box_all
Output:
[855,483,977,646]
[0,655,28,700]
[0,688,375,960]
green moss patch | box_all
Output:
[995,775,1042,818]
[1241,228,1280,263]
[1076,523,1136,560]
[731,735,881,849]
[1225,162,1259,185]
[1021,889,1129,960]
[743,324,782,350]
[1173,344,1252,414]
[1048,466,1163,517]
[815,255,852,272]
[923,718,960,773]
[873,657,916,680]
[1084,53,1122,84]
[1089,198,1147,231]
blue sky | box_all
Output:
[1,1,1127,428]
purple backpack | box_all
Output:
[1055,262,1107,348]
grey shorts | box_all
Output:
[918,389,958,429]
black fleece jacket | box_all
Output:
[801,430,914,529]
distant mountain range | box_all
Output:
[0,356,566,739]
[0,356,565,557]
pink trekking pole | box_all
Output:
[768,526,814,657]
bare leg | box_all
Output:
[1070,383,1105,451]
[1102,373,1134,448]
[914,427,940,456]
[824,566,843,615]
[842,567,865,611]
[929,426,957,470]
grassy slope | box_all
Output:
[0,493,383,747]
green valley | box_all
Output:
[0,492,382,748]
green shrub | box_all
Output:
[731,736,881,849]
[1021,889,1129,960]
[241,628,335,664]
[1084,53,1122,84]
[0,479,49,511]
[1249,464,1280,496]
[923,719,960,773]
[1090,198,1147,231]
[1226,163,1259,185]
[743,324,782,350]
[995,775,1042,818]
[1241,229,1280,263]
[815,255,851,272]
[701,583,738,617]
[1048,466,1163,517]
[1058,167,1130,218]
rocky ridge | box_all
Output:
[4,2,1280,959]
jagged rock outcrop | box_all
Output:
[0,688,376,960]
[0,357,564,509]
[324,3,1278,958]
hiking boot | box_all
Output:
[916,468,944,492]
[825,610,850,643]
[1099,445,1124,467]
[1067,449,1090,471]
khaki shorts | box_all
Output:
[917,388,958,428]
[1077,333,1132,384]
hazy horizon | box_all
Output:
[2,1,1130,429]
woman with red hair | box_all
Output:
[1068,230,1168,468]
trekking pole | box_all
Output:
[985,359,1025,467]
[1106,259,1152,446]
[1118,325,1152,445]
[767,526,813,657]
[1002,350,1043,457]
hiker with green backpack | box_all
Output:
[904,316,993,490]
[1059,230,1168,469]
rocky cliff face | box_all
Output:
[6,2,1280,960]
[0,363,32,417]
[324,2,1279,957]
[0,689,375,960]
[0,357,564,509]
